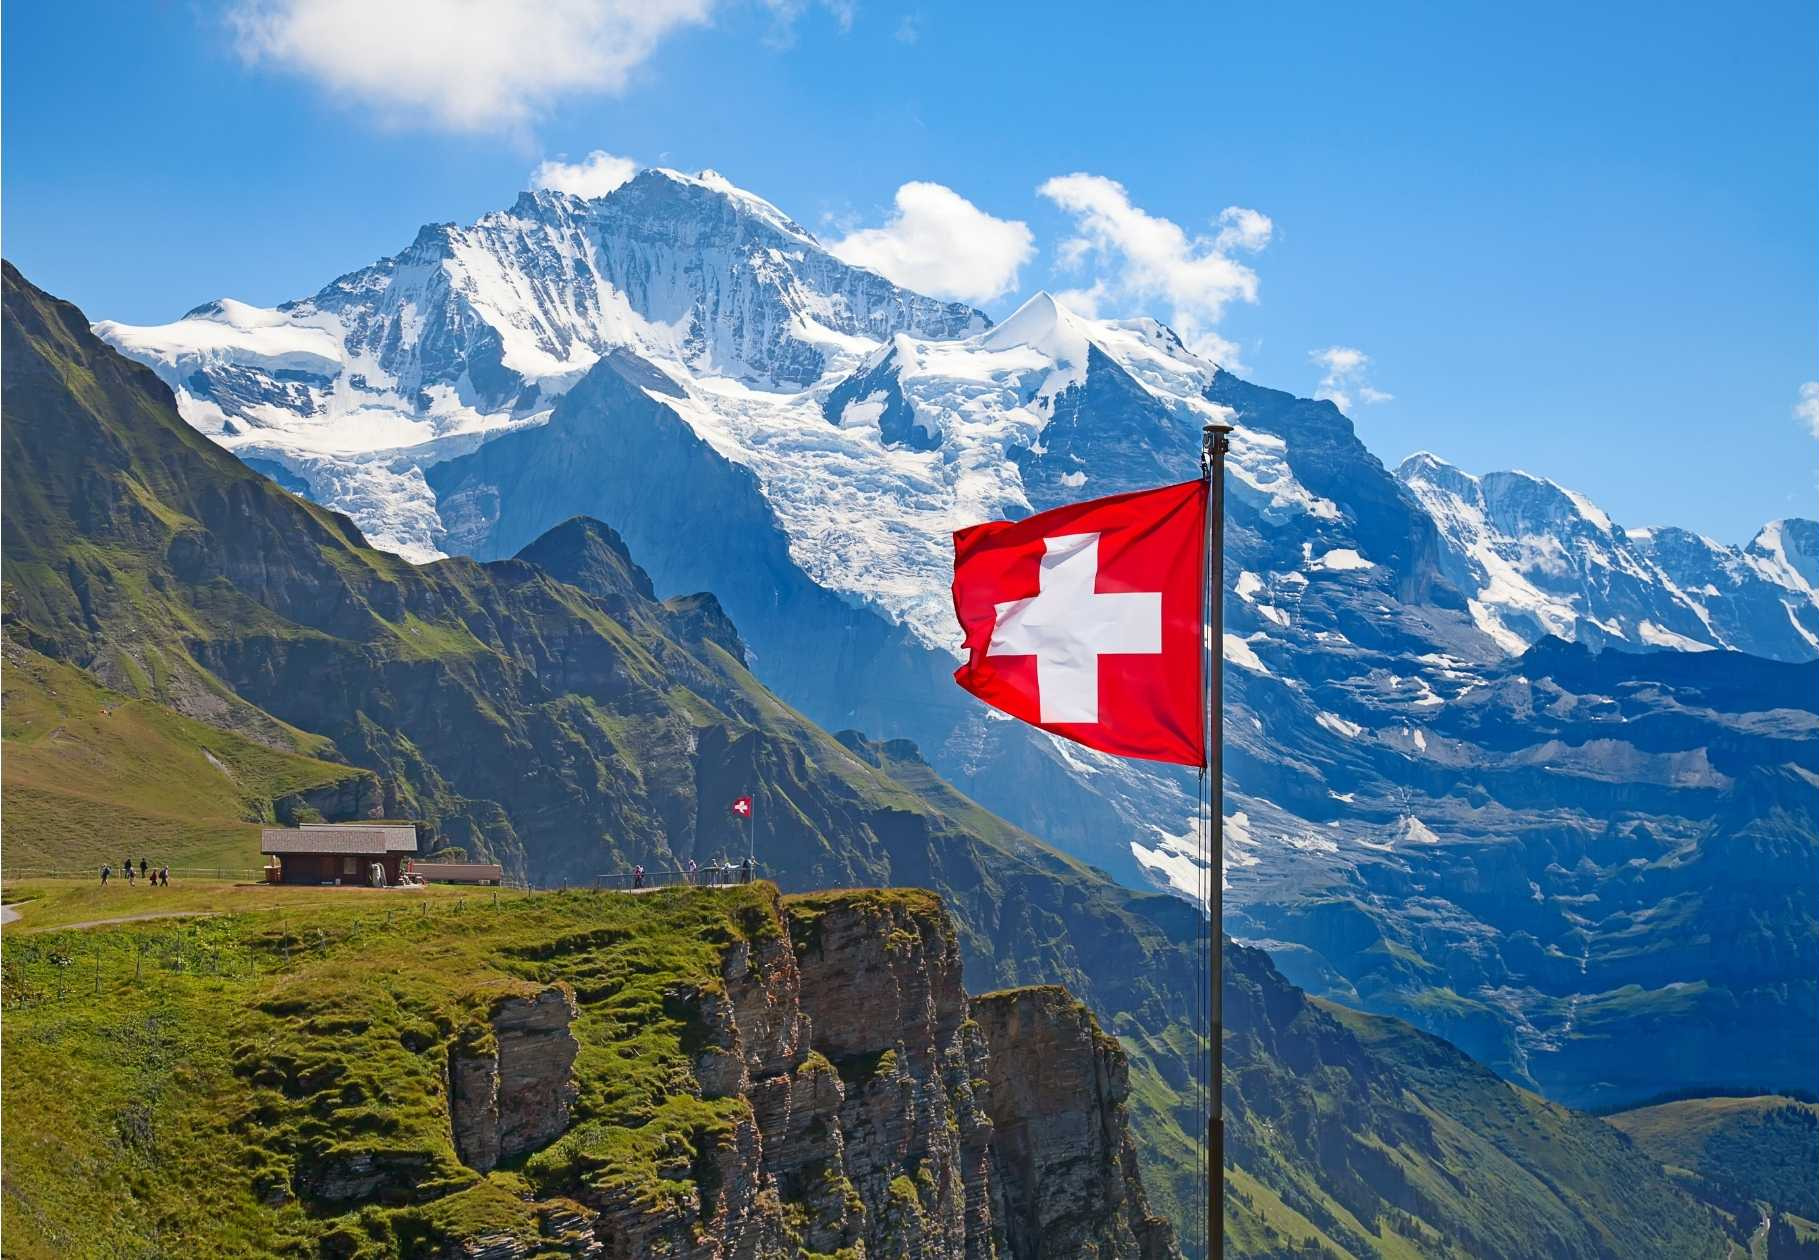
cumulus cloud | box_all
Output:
[1309,346,1392,413]
[228,0,717,133]
[1798,382,1819,441]
[1037,173,1271,365]
[830,182,1035,304]
[531,150,639,199]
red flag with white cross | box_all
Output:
[951,479,1206,767]
[730,795,753,819]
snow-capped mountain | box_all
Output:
[1398,453,1819,661]
[94,166,1818,1111]
[96,167,982,559]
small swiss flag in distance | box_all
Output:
[951,479,1205,767]
[730,795,753,819]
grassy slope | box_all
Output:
[3,648,366,870]
[1607,1096,1819,1222]
[1,881,782,1258]
[1221,942,1729,1260]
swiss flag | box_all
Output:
[952,480,1205,767]
[730,795,753,819]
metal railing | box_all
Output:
[591,863,763,891]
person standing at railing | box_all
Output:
[633,864,644,890]
[686,858,698,886]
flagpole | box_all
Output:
[1201,420,1231,1256]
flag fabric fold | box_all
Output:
[951,479,1206,766]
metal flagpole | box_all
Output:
[1201,420,1231,1256]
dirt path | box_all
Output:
[1,903,22,925]
[28,910,218,933]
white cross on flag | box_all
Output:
[730,795,753,819]
[951,480,1205,766]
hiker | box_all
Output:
[632,864,644,890]
[101,864,111,886]
[742,856,753,884]
[140,858,149,879]
[160,866,170,887]
[686,858,698,886]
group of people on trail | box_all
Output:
[100,857,170,887]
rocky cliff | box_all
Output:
[972,986,1177,1260]
[224,884,1175,1259]
[545,888,1179,1260]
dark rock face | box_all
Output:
[972,987,1176,1260]
[787,893,1007,1260]
[450,986,581,1173]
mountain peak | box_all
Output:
[1396,451,1480,497]
[630,166,815,243]
[512,515,656,603]
[980,290,1091,362]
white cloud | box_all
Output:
[1310,345,1393,413]
[830,182,1035,304]
[1037,172,1270,365]
[1214,206,1273,254]
[1797,381,1819,441]
[894,13,921,43]
[758,0,854,48]
[531,150,639,199]
[228,0,718,133]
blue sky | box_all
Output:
[5,0,1814,542]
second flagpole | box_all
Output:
[1201,419,1231,1256]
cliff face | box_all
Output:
[972,987,1177,1260]
[456,890,1177,1260]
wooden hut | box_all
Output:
[260,823,418,886]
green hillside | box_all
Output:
[1608,1095,1819,1224]
[1220,941,1728,1259]
[3,647,375,870]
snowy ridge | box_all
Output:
[1397,452,1819,660]
[95,169,983,559]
